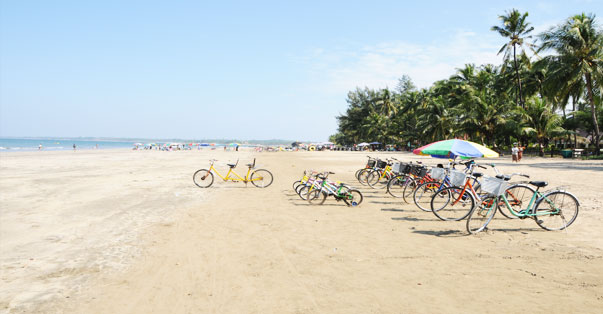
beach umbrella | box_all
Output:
[357,142,369,147]
[200,143,210,147]
[413,139,499,158]
[322,141,334,145]
[228,143,240,147]
[369,141,381,145]
[133,142,143,146]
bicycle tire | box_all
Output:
[386,175,411,198]
[343,189,363,206]
[431,186,475,221]
[355,169,366,180]
[402,179,419,204]
[250,169,273,188]
[534,191,579,231]
[357,169,371,185]
[466,196,498,234]
[413,181,442,212]
[367,170,385,189]
[297,185,308,199]
[499,184,535,219]
[292,180,301,191]
[193,169,214,188]
[308,190,328,205]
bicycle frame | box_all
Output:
[208,164,254,182]
[450,176,482,206]
[497,190,560,217]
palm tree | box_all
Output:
[522,97,565,156]
[492,9,535,108]
[417,96,456,142]
[539,13,603,154]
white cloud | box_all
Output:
[300,30,506,92]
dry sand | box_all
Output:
[1,149,602,313]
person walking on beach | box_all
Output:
[518,144,524,161]
[38,144,42,150]
[73,144,77,151]
[511,143,519,162]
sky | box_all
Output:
[1,0,602,141]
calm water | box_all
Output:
[0,138,137,151]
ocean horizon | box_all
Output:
[0,137,297,151]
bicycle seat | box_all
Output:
[227,163,237,168]
[529,181,548,188]
[472,172,483,178]
[246,163,254,167]
[496,174,511,181]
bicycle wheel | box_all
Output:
[431,186,475,221]
[357,169,372,185]
[355,169,366,180]
[499,184,535,219]
[308,190,328,205]
[402,179,419,204]
[297,185,311,200]
[386,175,411,198]
[366,170,385,189]
[534,191,579,231]
[343,189,363,206]
[466,196,498,234]
[193,169,214,188]
[250,169,273,188]
[292,180,301,191]
[413,181,442,212]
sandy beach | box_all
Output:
[1,149,602,313]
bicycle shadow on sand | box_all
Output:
[411,229,466,238]
[391,216,441,222]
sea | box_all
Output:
[0,137,284,152]
[0,138,140,151]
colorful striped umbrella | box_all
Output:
[413,139,499,158]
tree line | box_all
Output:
[330,11,602,156]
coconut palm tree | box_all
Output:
[522,97,565,156]
[539,13,603,154]
[492,9,536,108]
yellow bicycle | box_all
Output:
[193,158,273,188]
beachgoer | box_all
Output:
[518,144,524,161]
[38,144,42,150]
[511,143,519,162]
[73,144,76,151]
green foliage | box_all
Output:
[331,11,602,155]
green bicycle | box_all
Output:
[466,177,579,234]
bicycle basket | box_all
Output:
[411,165,426,177]
[480,176,508,196]
[376,160,387,169]
[392,162,402,173]
[430,167,446,180]
[417,167,428,178]
[449,170,467,186]
[367,160,376,167]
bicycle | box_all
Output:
[412,160,473,212]
[466,177,579,234]
[193,158,273,188]
[429,161,488,221]
[365,158,398,189]
[355,156,377,181]
[307,172,363,206]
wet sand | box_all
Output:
[1,149,602,313]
